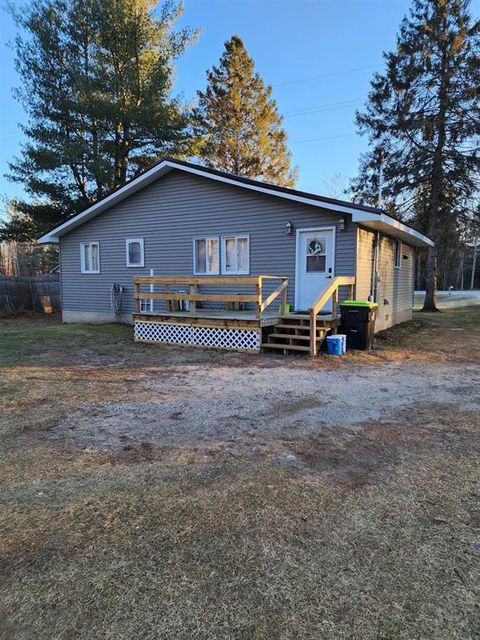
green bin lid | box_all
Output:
[340,300,379,309]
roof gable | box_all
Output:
[37,158,433,247]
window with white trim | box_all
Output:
[221,235,250,274]
[140,298,153,313]
[394,239,401,269]
[193,237,220,274]
[80,242,100,273]
[126,238,144,267]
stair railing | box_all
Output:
[309,276,355,355]
[259,276,289,316]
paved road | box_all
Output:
[415,290,480,308]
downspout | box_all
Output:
[369,231,380,302]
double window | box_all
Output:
[126,238,145,267]
[193,235,249,275]
[80,242,100,274]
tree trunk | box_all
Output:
[421,26,453,313]
[114,125,121,185]
[458,253,464,290]
[115,123,130,185]
[422,183,441,311]
[471,234,478,290]
[423,244,438,310]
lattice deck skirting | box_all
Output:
[134,321,261,352]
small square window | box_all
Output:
[394,239,401,269]
[126,239,145,267]
[80,242,100,273]
[140,298,153,313]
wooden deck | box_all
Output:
[133,308,280,329]
[132,274,356,354]
[133,274,288,328]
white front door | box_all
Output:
[295,227,335,311]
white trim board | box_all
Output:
[37,159,434,248]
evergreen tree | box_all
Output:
[195,36,297,187]
[3,0,197,240]
[352,0,480,310]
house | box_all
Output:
[38,158,433,354]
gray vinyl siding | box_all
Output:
[375,235,415,331]
[60,170,356,320]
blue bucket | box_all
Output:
[335,334,347,354]
[326,335,344,356]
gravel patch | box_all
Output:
[43,359,480,453]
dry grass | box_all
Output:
[0,312,479,639]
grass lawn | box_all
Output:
[0,309,479,639]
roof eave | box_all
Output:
[36,158,434,248]
[38,234,59,244]
[352,211,434,247]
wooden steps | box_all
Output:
[261,313,337,355]
[262,343,310,352]
[278,313,335,321]
[268,333,324,342]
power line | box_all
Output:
[284,97,362,116]
[291,132,358,145]
[272,64,381,89]
[0,135,20,143]
[284,99,364,119]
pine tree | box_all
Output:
[3,0,198,240]
[352,0,480,310]
[195,36,297,187]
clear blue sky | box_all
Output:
[1,0,479,217]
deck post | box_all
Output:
[256,276,262,319]
[281,277,288,314]
[309,308,317,356]
[190,282,197,316]
[331,289,338,333]
[134,281,140,313]
[165,285,172,311]
[332,289,338,317]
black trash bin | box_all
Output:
[340,301,378,350]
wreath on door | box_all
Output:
[308,239,323,255]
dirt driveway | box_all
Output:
[1,306,479,639]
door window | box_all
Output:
[306,236,326,272]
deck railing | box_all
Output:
[309,276,356,355]
[133,275,288,319]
